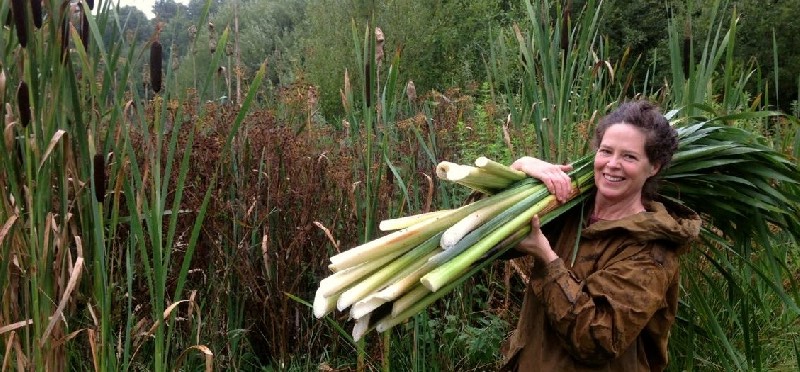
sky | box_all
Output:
[115,0,190,19]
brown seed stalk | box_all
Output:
[10,0,28,48]
[17,81,31,128]
[93,154,106,203]
[150,40,163,93]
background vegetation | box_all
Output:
[1,0,799,371]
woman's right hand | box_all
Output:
[510,156,574,203]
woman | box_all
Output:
[500,100,701,371]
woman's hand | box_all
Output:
[510,156,574,203]
[516,215,558,263]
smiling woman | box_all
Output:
[504,100,701,372]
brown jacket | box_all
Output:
[501,199,701,371]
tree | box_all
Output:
[153,0,188,23]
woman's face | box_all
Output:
[593,123,660,205]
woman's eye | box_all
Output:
[624,154,637,161]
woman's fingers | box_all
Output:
[509,157,574,202]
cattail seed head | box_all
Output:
[682,37,691,77]
[31,0,42,29]
[561,0,571,51]
[11,0,29,48]
[17,81,31,128]
[93,153,106,203]
[80,6,90,51]
[150,40,163,93]
[59,1,70,62]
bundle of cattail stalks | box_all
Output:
[314,118,800,341]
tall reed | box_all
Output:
[0,0,265,370]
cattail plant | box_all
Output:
[31,0,42,29]
[683,20,692,78]
[59,1,70,62]
[16,81,30,127]
[10,0,28,47]
[150,40,163,93]
[80,5,89,50]
[93,153,106,203]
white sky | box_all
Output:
[114,0,190,19]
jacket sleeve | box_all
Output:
[528,242,679,364]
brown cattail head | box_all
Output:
[561,0,571,51]
[17,81,31,128]
[11,0,28,48]
[682,37,691,77]
[31,0,42,29]
[150,40,163,93]
[80,5,90,51]
[59,1,70,62]
[93,153,106,203]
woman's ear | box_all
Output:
[649,163,662,177]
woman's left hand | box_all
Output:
[516,215,559,263]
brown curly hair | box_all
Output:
[592,100,678,199]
